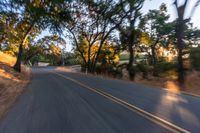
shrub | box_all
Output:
[137,63,150,79]
[190,47,200,71]
[117,63,128,70]
[112,67,123,78]
[95,64,102,74]
[81,64,87,72]
[154,61,177,74]
[128,66,137,80]
[106,64,115,74]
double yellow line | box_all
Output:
[53,72,190,133]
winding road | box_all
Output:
[0,67,200,133]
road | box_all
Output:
[0,67,200,133]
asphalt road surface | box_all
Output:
[0,67,200,133]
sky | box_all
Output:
[142,0,200,28]
[40,0,200,52]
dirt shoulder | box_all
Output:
[0,52,31,119]
[133,71,200,97]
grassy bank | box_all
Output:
[0,52,31,119]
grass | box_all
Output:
[0,52,16,66]
[132,70,200,96]
[0,52,30,119]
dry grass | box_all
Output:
[0,52,16,66]
[134,71,200,96]
[0,52,30,119]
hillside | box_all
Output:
[0,52,30,119]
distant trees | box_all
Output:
[24,35,66,65]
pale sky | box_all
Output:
[142,0,200,28]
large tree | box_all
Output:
[67,0,130,72]
[174,0,200,87]
[1,0,72,72]
[117,0,145,80]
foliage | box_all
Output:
[154,61,177,74]
[76,34,120,72]
[0,0,72,72]
[128,66,137,81]
[63,52,81,65]
[98,42,120,65]
[137,63,150,79]
[190,47,200,71]
[95,64,122,78]
[174,0,200,86]
[23,35,66,65]
[1,0,200,87]
[117,0,145,80]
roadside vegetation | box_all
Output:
[0,52,30,119]
[0,0,200,96]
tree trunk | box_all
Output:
[0,36,5,50]
[13,43,23,72]
[128,44,134,69]
[13,24,34,72]
[177,44,184,87]
[151,45,156,65]
[87,45,92,72]
[174,0,188,87]
[127,43,136,81]
[91,40,104,72]
[151,39,159,76]
[177,24,185,87]
[68,29,87,66]
[127,29,136,81]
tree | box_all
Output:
[1,0,72,72]
[67,0,130,72]
[139,3,175,76]
[23,35,66,65]
[117,0,145,80]
[0,11,19,53]
[174,0,200,87]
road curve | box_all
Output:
[0,67,199,133]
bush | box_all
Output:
[95,64,102,74]
[81,64,87,72]
[128,66,137,80]
[117,63,128,70]
[94,64,122,78]
[113,67,123,78]
[190,47,200,71]
[154,61,177,74]
[137,63,150,79]
[106,64,115,74]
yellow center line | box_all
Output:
[53,72,190,133]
